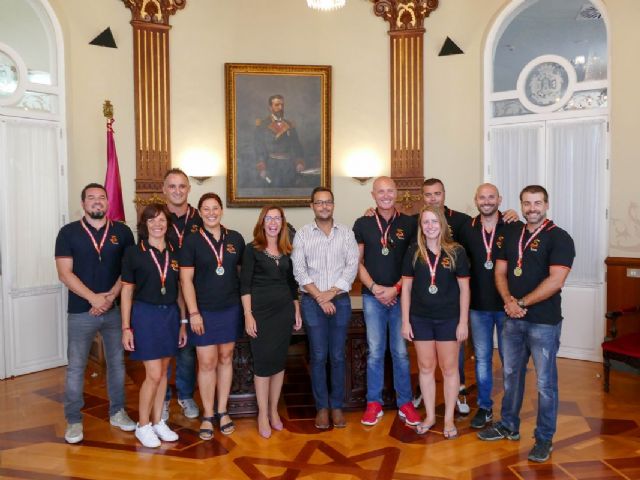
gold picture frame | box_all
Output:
[225,63,331,207]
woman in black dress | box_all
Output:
[401,206,470,439]
[241,205,302,439]
[180,193,245,440]
[121,204,187,448]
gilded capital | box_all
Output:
[371,0,439,32]
[122,0,186,25]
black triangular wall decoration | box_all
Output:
[438,37,463,56]
[89,27,117,48]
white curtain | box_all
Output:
[489,123,544,211]
[1,119,61,289]
[547,119,606,285]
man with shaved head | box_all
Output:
[458,183,519,428]
[353,176,421,427]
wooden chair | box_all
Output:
[602,306,640,392]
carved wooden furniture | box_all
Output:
[372,0,439,213]
[121,0,186,211]
[602,306,640,392]
[228,307,396,416]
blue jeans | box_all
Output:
[165,344,196,401]
[301,294,351,409]
[499,319,562,442]
[64,309,125,423]
[362,294,412,407]
[470,309,505,409]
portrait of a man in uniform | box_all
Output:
[225,63,331,207]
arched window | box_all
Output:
[484,0,609,361]
[0,0,68,377]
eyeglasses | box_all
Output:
[313,200,334,206]
[264,215,282,223]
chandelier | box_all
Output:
[307,0,346,11]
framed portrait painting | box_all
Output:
[225,63,331,207]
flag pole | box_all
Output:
[103,100,126,221]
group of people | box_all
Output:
[55,170,574,464]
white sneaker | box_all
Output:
[110,409,136,432]
[178,398,200,419]
[65,423,83,444]
[456,391,471,415]
[161,400,170,422]
[153,420,179,442]
[135,423,161,448]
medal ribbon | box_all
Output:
[481,221,497,264]
[80,218,111,260]
[199,228,224,269]
[425,248,441,288]
[172,206,194,248]
[373,209,398,250]
[516,219,549,269]
[148,246,169,291]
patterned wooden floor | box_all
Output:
[1,353,639,479]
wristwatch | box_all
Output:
[517,298,526,309]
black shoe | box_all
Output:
[477,423,520,441]
[528,439,553,463]
[470,408,493,429]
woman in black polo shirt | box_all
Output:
[240,205,302,439]
[121,203,187,448]
[180,193,245,440]
[401,206,470,439]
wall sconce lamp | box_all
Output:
[352,176,373,185]
[190,176,212,185]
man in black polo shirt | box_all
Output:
[353,176,421,427]
[477,185,575,463]
[55,183,136,444]
[458,183,520,428]
[161,168,202,421]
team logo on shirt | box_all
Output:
[496,235,504,249]
[191,224,199,233]
[530,239,541,252]
[396,228,405,240]
[110,235,119,245]
[226,244,236,254]
[441,257,452,270]
[170,260,179,271]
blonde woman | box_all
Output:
[401,206,470,439]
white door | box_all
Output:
[0,117,67,377]
[488,117,608,362]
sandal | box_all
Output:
[199,416,215,440]
[216,411,235,435]
[443,426,458,440]
[415,421,436,435]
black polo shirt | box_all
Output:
[121,240,180,305]
[167,205,203,249]
[402,243,470,319]
[55,218,135,313]
[495,220,575,325]
[179,227,245,311]
[458,214,522,311]
[412,206,470,241]
[353,211,417,295]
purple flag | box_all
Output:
[105,118,125,221]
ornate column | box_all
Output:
[122,0,186,209]
[372,0,438,213]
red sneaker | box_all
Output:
[360,402,383,426]
[398,401,421,426]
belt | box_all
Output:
[301,292,349,300]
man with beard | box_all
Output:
[458,183,520,428]
[353,177,422,427]
[55,183,136,443]
[292,187,359,429]
[161,168,202,421]
[477,185,575,464]
[254,94,305,188]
